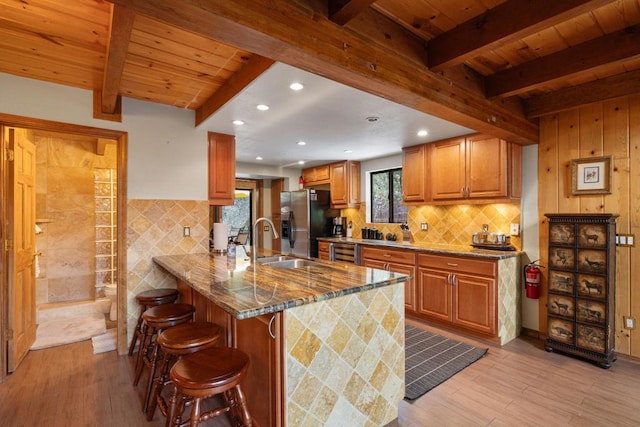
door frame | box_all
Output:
[0,113,128,382]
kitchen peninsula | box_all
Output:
[153,249,409,426]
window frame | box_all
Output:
[370,167,406,224]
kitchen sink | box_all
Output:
[255,255,297,264]
[262,259,324,269]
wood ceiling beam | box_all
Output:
[195,55,275,126]
[100,5,135,116]
[329,0,377,26]
[524,69,640,118]
[108,0,538,144]
[487,24,640,98]
[428,0,616,72]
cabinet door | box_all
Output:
[389,262,416,313]
[402,144,428,203]
[208,132,235,205]
[417,268,452,322]
[233,313,283,427]
[453,273,496,335]
[431,137,465,200]
[466,134,508,198]
[318,241,331,260]
[347,160,360,205]
[330,161,348,206]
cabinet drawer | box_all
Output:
[318,241,330,251]
[362,246,416,265]
[418,253,496,277]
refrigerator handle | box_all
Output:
[289,211,296,247]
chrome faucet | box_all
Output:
[252,217,279,264]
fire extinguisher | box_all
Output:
[299,175,304,190]
[523,261,543,299]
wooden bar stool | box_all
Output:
[165,347,253,427]
[133,303,196,411]
[146,321,223,421]
[129,288,180,356]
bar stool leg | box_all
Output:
[189,398,203,427]
[143,339,163,413]
[233,385,253,427]
[134,324,152,386]
[128,307,145,356]
[146,352,174,421]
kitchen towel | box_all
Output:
[213,223,228,252]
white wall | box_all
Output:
[520,144,540,330]
[0,73,208,200]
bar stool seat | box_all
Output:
[129,288,180,356]
[147,321,223,421]
[134,303,195,412]
[166,347,252,427]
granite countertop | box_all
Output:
[318,237,522,260]
[153,248,410,320]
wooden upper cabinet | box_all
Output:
[302,164,330,186]
[466,134,507,199]
[402,144,429,204]
[430,134,518,202]
[208,132,235,205]
[429,136,467,200]
[330,160,360,208]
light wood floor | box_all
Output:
[1,320,639,426]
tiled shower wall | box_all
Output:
[34,134,117,304]
[342,203,522,249]
[126,199,209,340]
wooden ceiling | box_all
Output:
[2,0,640,145]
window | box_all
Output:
[371,168,407,223]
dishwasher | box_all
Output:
[330,242,360,265]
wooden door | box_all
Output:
[430,137,465,200]
[7,128,37,372]
[466,134,508,198]
[402,144,427,203]
[453,273,496,335]
[417,268,452,322]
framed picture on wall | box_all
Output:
[571,156,612,195]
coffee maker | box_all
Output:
[331,217,347,237]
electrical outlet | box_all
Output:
[624,316,635,329]
[510,223,520,236]
[183,226,190,237]
[420,223,428,231]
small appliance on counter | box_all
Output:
[400,223,411,242]
[330,216,347,237]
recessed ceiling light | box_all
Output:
[417,129,428,137]
[232,120,245,125]
[344,149,353,153]
[297,141,306,146]
[298,160,305,165]
[290,82,304,91]
[365,116,379,122]
[256,104,269,111]
[256,156,263,160]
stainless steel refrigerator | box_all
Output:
[280,189,334,258]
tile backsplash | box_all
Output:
[342,203,522,249]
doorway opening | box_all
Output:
[0,114,127,379]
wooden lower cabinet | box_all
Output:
[233,314,284,426]
[416,254,497,337]
[361,246,416,312]
[176,280,283,426]
[318,241,331,261]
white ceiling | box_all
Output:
[202,63,473,168]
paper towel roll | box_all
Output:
[213,223,228,252]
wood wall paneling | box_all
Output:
[539,95,640,357]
